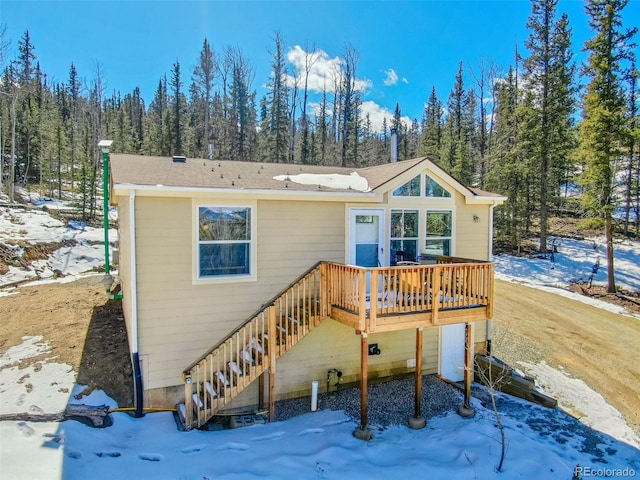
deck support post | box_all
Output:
[458,322,476,418]
[353,332,372,441]
[408,327,426,429]
[258,374,265,412]
[268,307,277,422]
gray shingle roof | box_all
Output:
[110,154,427,194]
[109,154,505,202]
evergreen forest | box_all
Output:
[0,0,638,293]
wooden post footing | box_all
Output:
[458,405,476,418]
[408,416,426,429]
[353,426,373,441]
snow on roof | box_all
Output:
[273,172,371,192]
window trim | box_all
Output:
[390,208,419,264]
[424,173,453,198]
[392,174,422,197]
[194,202,257,284]
[392,173,453,199]
[424,209,454,257]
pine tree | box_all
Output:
[190,38,216,159]
[170,61,184,155]
[578,0,637,293]
[486,67,529,249]
[16,30,36,87]
[419,86,443,161]
[340,45,359,167]
[442,63,472,181]
[262,32,290,163]
[523,0,576,252]
[227,47,257,161]
[67,63,80,189]
[622,64,638,235]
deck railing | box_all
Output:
[326,259,493,332]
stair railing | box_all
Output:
[182,262,328,429]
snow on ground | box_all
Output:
[0,337,77,417]
[519,361,640,449]
[493,236,640,292]
[1,334,639,480]
[493,236,640,317]
[1,204,640,478]
[0,194,117,287]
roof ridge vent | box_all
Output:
[172,155,187,163]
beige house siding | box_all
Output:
[276,319,440,400]
[129,196,346,391]
[115,195,134,352]
[454,197,491,261]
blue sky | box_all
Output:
[2,0,639,130]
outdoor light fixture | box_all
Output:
[473,214,480,223]
[98,139,113,152]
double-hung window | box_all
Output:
[197,206,252,278]
[425,210,452,256]
[390,209,419,264]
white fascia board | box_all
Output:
[464,195,508,206]
[112,183,384,203]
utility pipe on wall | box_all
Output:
[311,381,318,411]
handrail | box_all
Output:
[183,261,325,375]
[183,262,327,429]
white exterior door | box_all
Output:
[348,209,385,298]
[440,323,466,382]
[348,209,385,268]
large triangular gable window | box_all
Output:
[424,175,451,197]
[392,173,451,198]
[392,175,421,197]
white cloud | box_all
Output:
[307,100,411,133]
[383,68,398,86]
[360,101,412,132]
[286,46,372,93]
[383,69,408,86]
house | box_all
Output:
[107,153,506,436]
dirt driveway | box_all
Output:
[491,280,640,438]
[1,276,639,437]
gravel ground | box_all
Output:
[275,374,464,429]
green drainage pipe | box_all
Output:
[102,147,110,283]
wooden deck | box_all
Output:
[180,257,493,430]
[326,260,494,333]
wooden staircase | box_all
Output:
[178,262,328,430]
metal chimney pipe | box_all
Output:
[390,128,398,163]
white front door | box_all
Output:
[348,209,385,298]
[440,323,466,382]
[348,209,385,268]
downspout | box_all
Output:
[129,189,144,417]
